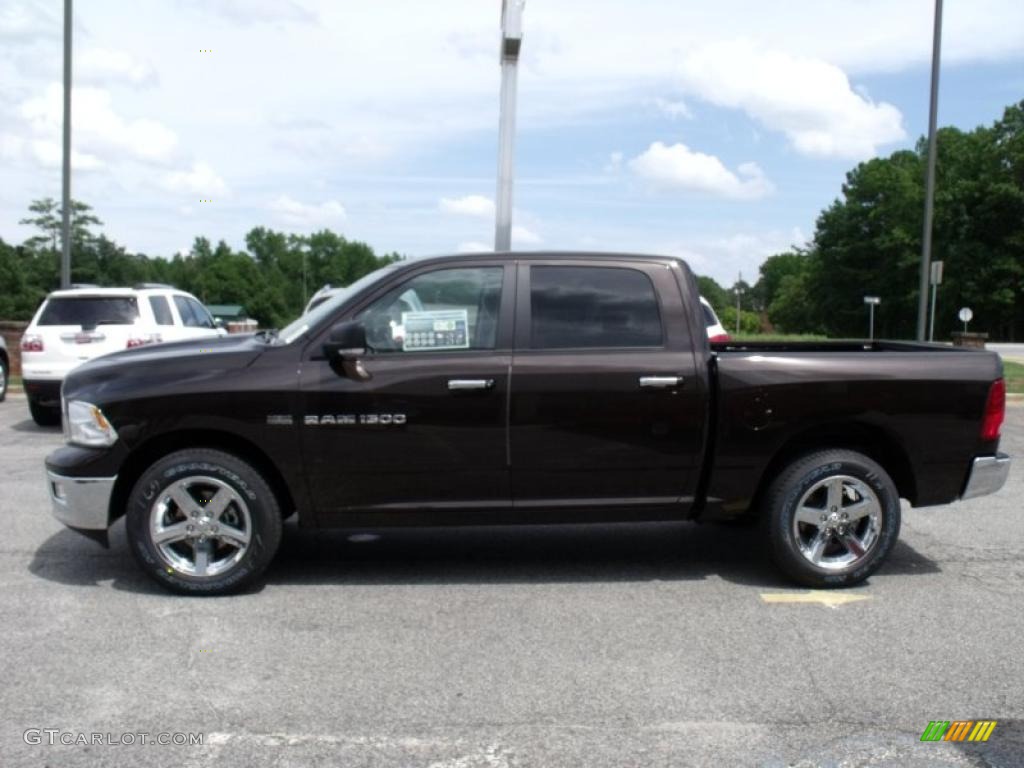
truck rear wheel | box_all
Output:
[764,449,900,588]
[126,449,282,595]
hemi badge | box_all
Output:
[266,415,293,426]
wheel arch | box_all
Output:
[749,421,917,517]
[110,430,298,525]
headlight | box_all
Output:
[66,401,119,447]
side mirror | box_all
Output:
[323,321,367,360]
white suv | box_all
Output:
[21,284,223,425]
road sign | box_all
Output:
[930,260,944,285]
[958,307,973,323]
[863,296,881,305]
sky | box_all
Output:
[1,0,1022,286]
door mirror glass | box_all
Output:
[324,321,367,359]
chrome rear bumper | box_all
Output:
[961,453,1011,500]
[46,470,115,530]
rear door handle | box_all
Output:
[448,379,495,391]
[639,375,683,389]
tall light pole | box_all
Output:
[916,0,943,340]
[864,296,881,340]
[494,0,524,252]
[61,0,73,288]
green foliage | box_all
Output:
[696,275,729,313]
[3,201,402,328]
[746,101,1024,340]
[718,307,761,335]
[1004,361,1024,394]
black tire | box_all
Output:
[0,355,7,402]
[764,449,900,588]
[29,397,61,426]
[126,448,282,596]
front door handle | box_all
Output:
[639,375,683,389]
[448,379,495,391]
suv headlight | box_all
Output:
[66,401,119,447]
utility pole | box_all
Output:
[917,0,943,340]
[734,272,743,337]
[494,0,524,252]
[61,0,73,288]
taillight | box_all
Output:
[980,378,1006,441]
[21,334,44,352]
[708,333,731,343]
[126,333,162,349]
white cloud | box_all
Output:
[660,229,810,285]
[19,84,178,164]
[677,41,905,159]
[512,225,542,245]
[629,141,774,200]
[457,241,493,253]
[653,98,692,120]
[29,140,104,171]
[439,194,495,218]
[161,162,228,196]
[604,151,624,173]
[268,195,346,227]
[79,48,157,87]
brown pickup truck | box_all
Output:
[45,251,1011,594]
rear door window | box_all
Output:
[37,297,139,327]
[529,266,663,349]
[149,295,175,326]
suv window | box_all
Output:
[530,266,663,349]
[701,303,717,327]
[357,267,503,353]
[38,297,139,327]
[174,296,215,329]
[149,295,175,326]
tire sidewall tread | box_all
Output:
[765,449,901,588]
[126,448,282,596]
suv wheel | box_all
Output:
[28,397,61,426]
[126,449,283,595]
[764,449,900,588]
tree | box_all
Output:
[19,198,103,252]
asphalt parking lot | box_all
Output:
[2,395,1022,767]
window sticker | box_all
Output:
[401,309,469,351]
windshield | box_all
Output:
[276,263,404,344]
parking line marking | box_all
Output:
[760,591,872,609]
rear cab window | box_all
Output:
[37,297,139,327]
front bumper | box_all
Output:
[46,469,116,531]
[961,453,1011,500]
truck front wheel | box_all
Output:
[126,449,283,595]
[764,449,900,588]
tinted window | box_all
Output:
[186,298,216,329]
[38,297,139,327]
[357,267,503,353]
[174,296,215,329]
[701,303,718,327]
[149,295,175,326]
[530,266,663,349]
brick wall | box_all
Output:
[0,322,28,377]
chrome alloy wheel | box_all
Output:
[791,474,883,570]
[149,476,252,578]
